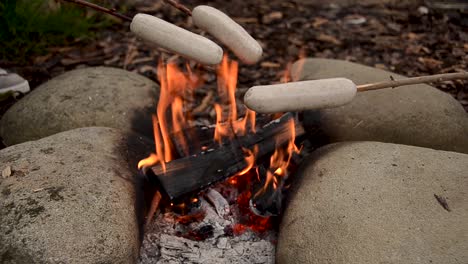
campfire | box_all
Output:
[136,54,305,255]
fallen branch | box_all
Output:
[357,72,468,92]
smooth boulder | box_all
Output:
[0,127,152,263]
[291,58,468,153]
[0,67,158,146]
[277,141,468,264]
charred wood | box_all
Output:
[147,113,305,202]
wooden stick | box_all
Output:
[62,0,193,21]
[164,0,192,16]
[60,0,132,21]
[357,72,468,92]
[145,190,162,227]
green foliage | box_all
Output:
[0,0,112,64]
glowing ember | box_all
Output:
[253,118,301,199]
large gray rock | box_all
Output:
[0,127,152,263]
[277,142,468,264]
[291,58,468,153]
[0,67,158,146]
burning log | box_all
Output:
[146,113,305,202]
[249,165,284,217]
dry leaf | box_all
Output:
[405,32,422,41]
[124,41,139,69]
[233,17,258,24]
[405,45,430,55]
[316,33,342,45]
[104,55,121,65]
[34,53,54,65]
[312,17,329,28]
[138,65,158,75]
[262,11,283,24]
[344,15,366,25]
[374,63,388,70]
[2,166,12,178]
[261,62,281,68]
[418,57,443,69]
[132,57,156,65]
[61,55,111,66]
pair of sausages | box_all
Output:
[130,6,262,65]
[130,6,358,113]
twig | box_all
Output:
[146,191,162,227]
[192,90,214,114]
[163,0,192,16]
[357,72,468,92]
[60,0,132,21]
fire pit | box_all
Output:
[136,55,308,263]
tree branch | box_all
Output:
[60,0,133,21]
[357,72,468,92]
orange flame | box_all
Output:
[254,119,300,197]
[238,146,258,176]
[214,55,256,144]
[138,60,199,171]
[137,153,158,171]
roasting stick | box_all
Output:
[164,0,192,16]
[356,72,468,91]
[61,0,132,21]
[244,72,468,113]
[61,0,262,65]
[60,0,222,65]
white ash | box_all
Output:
[139,188,276,264]
[205,189,230,218]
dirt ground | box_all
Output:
[1,0,467,148]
